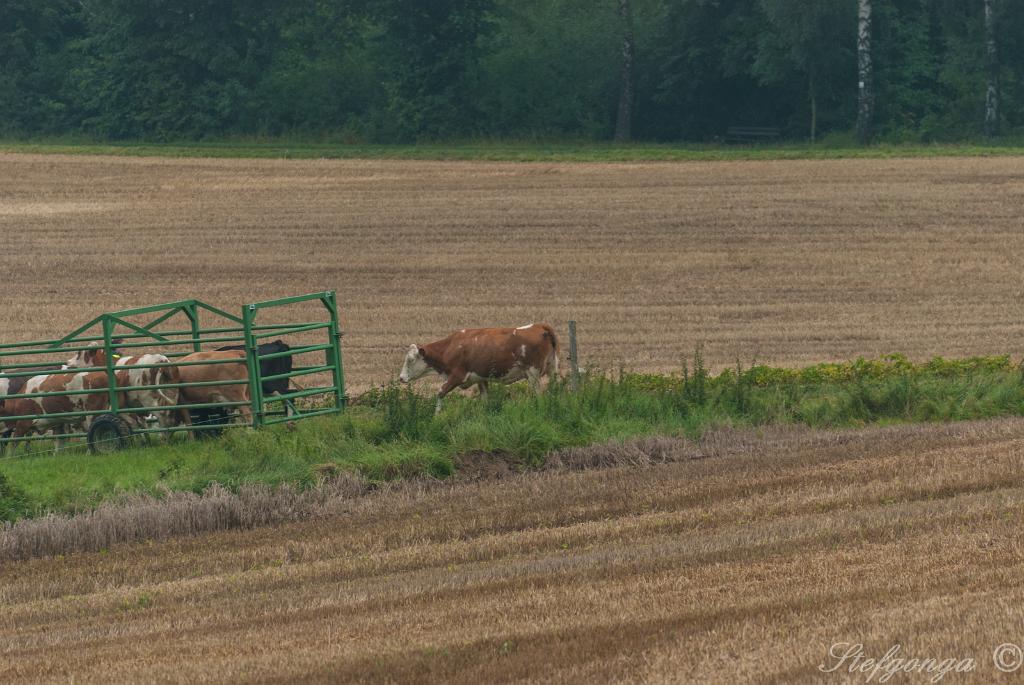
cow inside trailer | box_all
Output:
[189,340,295,434]
[0,292,346,454]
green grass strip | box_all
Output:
[4,140,1024,162]
[2,353,1023,522]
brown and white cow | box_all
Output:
[0,364,62,449]
[0,341,148,453]
[399,323,559,413]
[0,397,41,453]
[65,347,189,432]
[174,350,252,424]
[0,368,113,454]
[0,395,67,454]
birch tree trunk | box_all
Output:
[614,0,635,142]
[810,73,818,143]
[984,0,999,136]
[856,0,873,145]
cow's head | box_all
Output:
[66,337,126,366]
[65,347,99,369]
[399,345,431,383]
[65,340,124,369]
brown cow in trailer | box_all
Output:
[73,348,253,431]
[399,323,559,413]
[174,350,252,425]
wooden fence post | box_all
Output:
[568,320,580,391]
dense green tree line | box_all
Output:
[2,0,1021,142]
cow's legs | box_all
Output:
[152,387,184,439]
[9,422,41,456]
[477,381,489,399]
[162,406,191,441]
[267,392,296,418]
[52,425,67,454]
[122,413,147,431]
[177,408,193,428]
[10,424,32,456]
[150,404,187,441]
[435,372,466,414]
[1,427,19,456]
[527,367,543,394]
[234,404,254,426]
[204,393,252,427]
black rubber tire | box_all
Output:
[188,408,230,440]
[87,414,132,455]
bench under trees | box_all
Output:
[725,126,781,143]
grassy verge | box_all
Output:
[3,139,1024,162]
[2,352,1023,522]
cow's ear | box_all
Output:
[417,346,426,358]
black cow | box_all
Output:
[215,339,293,396]
[188,340,294,435]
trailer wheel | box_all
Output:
[88,414,132,455]
[189,408,230,440]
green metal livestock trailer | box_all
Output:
[0,292,346,454]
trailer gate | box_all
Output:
[0,292,346,454]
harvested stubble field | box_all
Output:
[4,151,1024,683]
[4,419,1024,683]
[2,153,1024,389]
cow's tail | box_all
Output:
[156,363,190,426]
[155,364,180,406]
[540,323,560,376]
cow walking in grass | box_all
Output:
[399,323,560,413]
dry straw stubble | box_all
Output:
[2,154,1023,389]
[3,419,1024,682]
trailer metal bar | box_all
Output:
[255,342,333,361]
[263,385,337,404]
[253,322,329,339]
[259,364,335,385]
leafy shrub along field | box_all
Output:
[2,353,1024,522]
